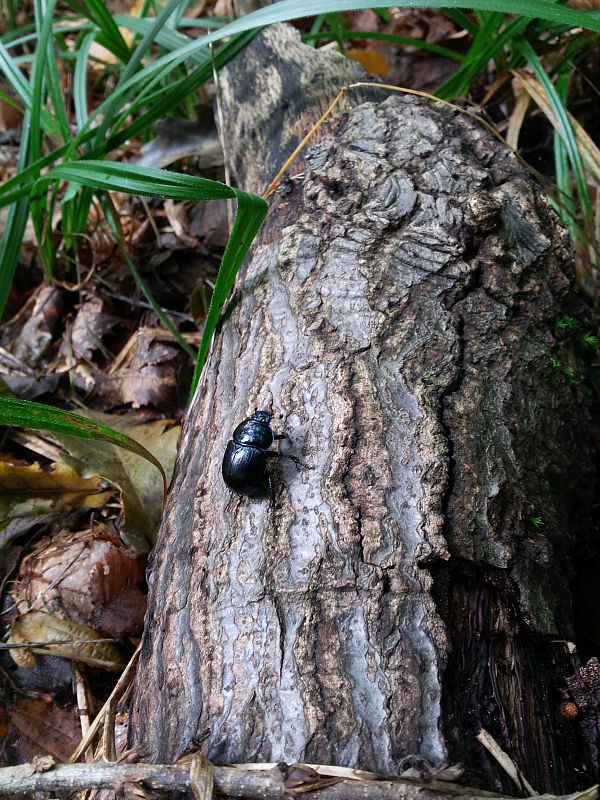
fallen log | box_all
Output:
[129,24,596,793]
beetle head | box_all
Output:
[252,410,271,424]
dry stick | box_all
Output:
[476,729,537,797]
[68,644,140,764]
[74,669,92,762]
[1,760,593,800]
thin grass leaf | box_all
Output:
[0,91,24,115]
[190,190,268,395]
[0,40,54,133]
[325,13,345,54]
[0,112,31,321]
[29,161,268,389]
[514,39,594,236]
[178,18,229,30]
[443,8,479,36]
[0,397,167,505]
[91,0,184,149]
[100,194,198,361]
[170,0,600,35]
[41,7,72,145]
[553,71,576,238]
[303,29,464,62]
[437,14,528,100]
[74,30,96,130]
[113,15,193,55]
[3,22,95,50]
[513,68,600,186]
[29,0,58,276]
[61,0,130,63]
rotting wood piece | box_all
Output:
[129,24,595,792]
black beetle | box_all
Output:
[222,410,299,500]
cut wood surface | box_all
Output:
[129,25,596,792]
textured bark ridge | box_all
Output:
[130,26,594,790]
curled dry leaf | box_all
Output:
[60,415,180,550]
[71,329,181,410]
[9,285,65,369]
[15,524,147,637]
[0,461,113,522]
[64,294,120,362]
[7,610,127,673]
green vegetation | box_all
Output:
[0,0,598,446]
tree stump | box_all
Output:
[129,25,595,793]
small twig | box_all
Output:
[74,668,93,763]
[69,644,140,764]
[476,729,537,797]
[1,759,592,799]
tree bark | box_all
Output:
[129,25,596,793]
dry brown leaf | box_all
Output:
[59,415,179,550]
[71,329,181,410]
[0,461,113,521]
[16,524,147,637]
[7,610,127,672]
[66,294,120,361]
[164,199,198,247]
[8,697,81,762]
[506,90,530,151]
[346,48,389,77]
[568,0,600,9]
[10,285,64,368]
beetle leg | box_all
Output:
[265,451,301,466]
[273,433,288,441]
[267,473,275,505]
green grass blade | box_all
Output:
[191,191,268,395]
[516,37,593,236]
[74,30,96,130]
[29,0,58,272]
[443,8,479,36]
[553,70,576,237]
[0,37,56,134]
[0,397,167,503]
[324,13,346,54]
[303,29,464,62]
[41,9,72,144]
[437,13,528,100]
[28,161,268,388]
[60,0,130,63]
[99,194,198,361]
[0,109,31,321]
[91,0,184,148]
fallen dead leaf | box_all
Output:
[7,610,127,672]
[9,285,64,368]
[0,461,113,521]
[7,697,81,763]
[65,293,121,362]
[346,48,389,77]
[59,415,179,550]
[15,524,147,637]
